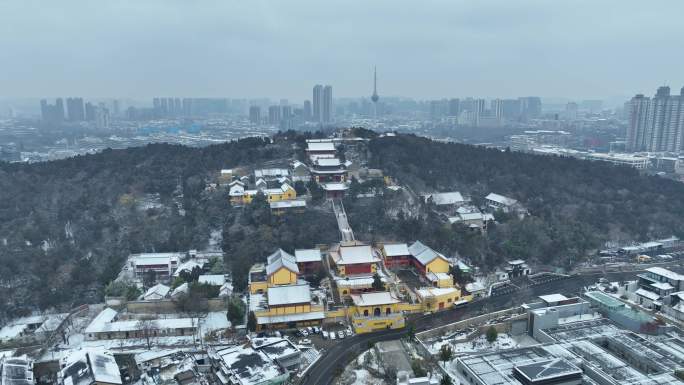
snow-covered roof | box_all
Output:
[426,191,464,205]
[269,200,306,209]
[306,141,335,152]
[408,241,447,266]
[383,243,410,257]
[198,274,226,286]
[651,282,675,291]
[211,345,284,385]
[142,283,170,299]
[427,272,452,282]
[85,308,118,334]
[416,287,459,298]
[85,318,197,334]
[0,324,27,341]
[173,260,203,277]
[337,245,380,265]
[351,292,400,307]
[646,267,684,281]
[220,169,232,175]
[254,168,289,178]
[267,284,311,306]
[60,349,122,385]
[539,294,569,304]
[294,249,322,263]
[465,282,485,292]
[315,158,341,167]
[635,288,660,301]
[266,249,299,276]
[132,253,182,267]
[252,338,300,361]
[170,282,189,297]
[485,193,518,206]
[256,311,325,325]
[322,182,348,191]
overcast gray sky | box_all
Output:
[1,0,682,101]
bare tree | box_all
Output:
[137,319,159,350]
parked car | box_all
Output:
[329,332,336,340]
[337,330,345,339]
[313,326,320,334]
[300,329,309,337]
[322,331,329,339]
[306,326,314,334]
[345,329,353,337]
[299,338,312,345]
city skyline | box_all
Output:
[2,1,683,100]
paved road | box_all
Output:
[300,270,647,385]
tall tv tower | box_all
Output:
[371,66,379,117]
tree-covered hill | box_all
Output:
[0,135,314,318]
[354,134,684,270]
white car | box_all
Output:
[337,330,345,339]
[322,331,329,339]
[300,329,309,337]
[329,332,336,340]
[313,326,320,334]
[300,338,312,345]
[307,327,314,334]
[345,329,353,337]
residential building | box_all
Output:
[66,97,85,121]
[1,356,34,385]
[268,105,280,125]
[485,192,524,214]
[585,152,650,169]
[291,161,310,182]
[249,106,261,125]
[423,191,465,212]
[228,181,296,206]
[209,345,288,385]
[269,200,306,215]
[84,308,197,341]
[627,86,684,153]
[130,252,183,282]
[58,349,122,385]
[322,85,333,123]
[636,267,684,308]
[40,98,65,124]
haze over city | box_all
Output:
[3,3,684,385]
[2,0,684,101]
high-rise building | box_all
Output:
[501,99,521,120]
[249,106,261,124]
[565,102,579,120]
[95,103,110,130]
[323,85,333,123]
[448,98,460,117]
[66,97,85,121]
[491,99,504,120]
[39,98,65,124]
[303,100,312,121]
[313,85,323,123]
[281,105,292,120]
[85,102,96,121]
[268,105,281,124]
[371,67,379,117]
[519,97,542,120]
[627,86,684,153]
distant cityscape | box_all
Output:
[0,81,683,183]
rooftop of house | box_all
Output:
[198,274,226,286]
[212,346,284,385]
[485,192,518,206]
[306,141,335,152]
[645,267,684,281]
[382,243,410,257]
[294,249,322,263]
[60,349,122,385]
[335,245,380,265]
[351,291,400,307]
[265,249,299,276]
[408,241,447,266]
[266,284,311,306]
[424,191,465,205]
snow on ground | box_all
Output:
[430,332,519,356]
[351,369,375,385]
[201,312,231,334]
